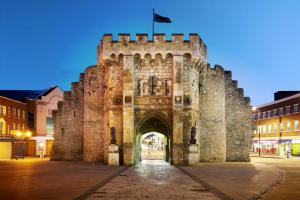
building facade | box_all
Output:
[51,33,252,165]
[0,96,28,159]
[0,86,63,157]
[252,92,300,157]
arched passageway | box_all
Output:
[135,114,171,164]
[140,132,168,160]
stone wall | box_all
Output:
[225,71,252,161]
[198,64,226,162]
[51,74,84,160]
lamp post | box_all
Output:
[253,107,261,157]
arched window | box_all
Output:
[166,53,173,65]
[144,53,152,64]
[155,53,163,66]
[111,53,116,60]
[0,118,6,135]
[118,54,124,64]
[183,53,192,68]
[134,53,141,67]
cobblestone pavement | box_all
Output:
[86,160,220,200]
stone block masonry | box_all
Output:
[51,33,252,165]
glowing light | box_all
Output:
[252,107,257,112]
[38,142,45,148]
[25,131,32,138]
[16,131,22,137]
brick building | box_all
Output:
[252,91,300,157]
[0,96,28,159]
[0,86,63,158]
[51,33,252,165]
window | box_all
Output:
[258,113,262,119]
[294,104,299,113]
[46,117,54,136]
[7,107,10,117]
[286,122,291,132]
[274,124,278,133]
[252,114,256,120]
[286,106,291,115]
[12,108,16,117]
[294,120,299,131]
[268,124,272,133]
[13,123,16,130]
[0,121,4,134]
[258,125,262,134]
[22,110,25,119]
[273,109,278,117]
[279,108,284,116]
[0,106,7,116]
[262,125,266,133]
[17,109,20,118]
[267,111,272,118]
[22,124,24,131]
[263,112,266,119]
[280,123,285,132]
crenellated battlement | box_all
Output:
[98,33,207,61]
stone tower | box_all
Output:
[51,33,252,165]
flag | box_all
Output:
[154,13,171,23]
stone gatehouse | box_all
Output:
[51,33,252,165]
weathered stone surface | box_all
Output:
[51,33,252,165]
[108,144,119,166]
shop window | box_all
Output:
[262,125,266,134]
[274,124,278,133]
[273,109,278,117]
[286,122,291,132]
[280,123,285,132]
[258,125,262,134]
[286,106,291,115]
[294,104,299,113]
[294,120,299,131]
[279,108,284,116]
[268,124,272,133]
[262,112,266,119]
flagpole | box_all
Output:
[152,8,154,40]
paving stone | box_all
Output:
[85,160,220,200]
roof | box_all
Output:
[0,86,58,103]
[256,92,300,109]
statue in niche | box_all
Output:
[190,122,197,144]
[110,127,117,144]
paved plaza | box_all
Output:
[85,160,220,200]
[0,157,300,200]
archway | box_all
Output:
[140,132,167,160]
[134,113,171,164]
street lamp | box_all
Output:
[252,107,261,157]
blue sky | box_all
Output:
[1,0,300,106]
